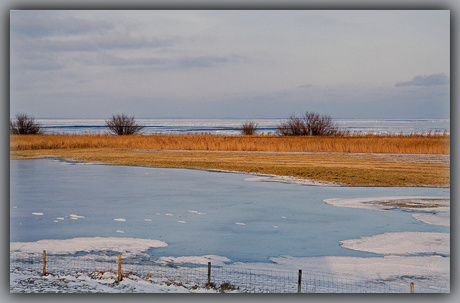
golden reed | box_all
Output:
[10,133,450,155]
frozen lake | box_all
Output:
[10,159,449,264]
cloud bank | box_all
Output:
[395,73,450,87]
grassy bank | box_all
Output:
[10,134,450,187]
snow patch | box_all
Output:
[244,174,336,186]
[412,213,450,227]
[188,210,206,215]
[158,255,231,267]
[69,214,85,219]
[113,218,126,222]
[32,213,44,216]
[323,196,449,212]
[10,237,168,258]
[339,232,449,256]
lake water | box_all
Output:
[35,118,450,136]
[10,159,450,264]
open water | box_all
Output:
[35,118,450,136]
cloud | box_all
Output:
[10,12,114,38]
[395,73,450,87]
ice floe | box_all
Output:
[339,232,449,256]
[10,237,168,259]
[412,213,450,227]
[323,196,450,227]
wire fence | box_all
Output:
[10,252,445,293]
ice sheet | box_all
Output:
[339,232,449,255]
[10,237,168,258]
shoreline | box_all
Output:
[10,150,450,187]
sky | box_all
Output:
[9,10,450,119]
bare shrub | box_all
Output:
[276,111,341,136]
[240,121,259,135]
[10,113,43,134]
[106,114,144,135]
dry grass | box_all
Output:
[10,133,450,155]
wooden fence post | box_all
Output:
[410,282,414,293]
[298,269,302,293]
[206,262,211,289]
[42,250,46,276]
[118,254,122,281]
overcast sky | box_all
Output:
[10,10,450,119]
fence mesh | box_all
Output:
[10,252,445,293]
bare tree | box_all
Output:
[240,121,259,135]
[106,114,145,135]
[10,113,43,134]
[276,111,341,136]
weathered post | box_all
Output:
[410,282,415,293]
[298,269,302,293]
[42,250,46,276]
[206,262,211,289]
[118,254,122,281]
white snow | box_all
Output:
[32,213,44,216]
[235,222,246,226]
[10,237,168,259]
[242,255,450,290]
[157,255,231,267]
[339,232,450,255]
[323,196,449,211]
[323,196,450,227]
[188,210,206,215]
[244,174,336,186]
[412,212,450,227]
[113,218,126,222]
[69,214,85,219]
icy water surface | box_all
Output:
[10,159,449,263]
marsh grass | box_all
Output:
[10,132,450,155]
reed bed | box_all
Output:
[10,133,449,155]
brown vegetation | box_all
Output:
[10,132,449,155]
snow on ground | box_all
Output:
[10,270,217,293]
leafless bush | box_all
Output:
[276,111,342,136]
[240,121,259,135]
[10,113,43,134]
[106,114,144,135]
